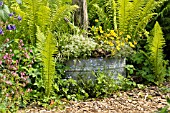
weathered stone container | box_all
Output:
[65,57,126,80]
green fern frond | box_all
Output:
[111,0,166,38]
[37,6,51,33]
[36,25,46,50]
[117,0,129,33]
[42,30,56,97]
[36,26,56,97]
[51,4,78,31]
[92,3,112,30]
[149,21,167,85]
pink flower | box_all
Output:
[5,81,12,85]
[26,88,32,92]
[20,72,25,76]
[6,93,9,97]
[3,54,8,59]
[0,60,2,65]
[24,52,30,59]
[29,49,33,53]
[19,39,23,43]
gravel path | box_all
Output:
[18,85,170,113]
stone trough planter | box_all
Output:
[65,57,126,80]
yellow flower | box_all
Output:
[95,28,99,33]
[110,30,117,37]
[116,46,121,51]
[106,34,111,37]
[111,49,116,56]
[119,32,123,35]
[129,42,135,48]
[95,19,99,22]
[134,41,137,45]
[109,37,114,40]
[116,36,121,39]
[127,35,131,39]
[104,40,108,44]
[121,42,125,46]
[116,40,120,45]
[108,41,114,46]
[98,26,103,33]
[100,30,104,33]
[91,26,95,30]
[125,38,128,42]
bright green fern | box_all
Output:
[88,0,167,39]
[36,27,56,97]
[149,21,167,85]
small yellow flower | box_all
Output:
[133,41,137,45]
[116,36,121,39]
[95,28,99,33]
[104,40,108,44]
[121,42,125,46]
[116,46,121,51]
[129,42,135,48]
[95,19,99,22]
[106,34,111,37]
[119,32,123,35]
[111,49,116,56]
[108,41,114,46]
[109,37,114,40]
[91,26,95,30]
[125,38,128,42]
[116,40,120,45]
[100,30,104,33]
[110,30,117,37]
[127,35,131,39]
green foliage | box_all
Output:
[57,34,97,62]
[130,22,168,85]
[149,22,167,84]
[0,39,36,112]
[7,0,78,98]
[88,0,167,40]
[42,31,56,97]
[9,0,78,45]
[115,0,166,38]
[36,27,56,97]
[87,0,113,30]
[0,4,10,22]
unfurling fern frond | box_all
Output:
[149,21,167,85]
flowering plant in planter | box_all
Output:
[90,25,136,58]
[57,34,98,62]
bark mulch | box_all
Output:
[18,84,170,113]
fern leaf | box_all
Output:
[117,0,129,33]
[37,5,51,33]
[36,25,46,50]
[51,4,78,31]
[42,31,56,97]
[149,21,166,85]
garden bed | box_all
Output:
[18,83,170,113]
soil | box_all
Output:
[18,83,170,113]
